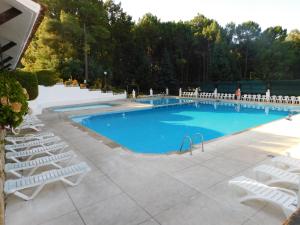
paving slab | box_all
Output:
[79,193,150,225]
[39,211,85,225]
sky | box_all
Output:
[117,0,300,32]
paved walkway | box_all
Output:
[5,101,300,225]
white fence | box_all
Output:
[29,84,126,115]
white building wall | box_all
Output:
[29,84,126,115]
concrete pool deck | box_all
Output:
[5,99,300,225]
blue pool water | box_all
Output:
[135,98,192,105]
[72,101,294,154]
[53,104,111,112]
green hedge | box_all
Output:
[239,80,267,94]
[198,80,300,95]
[217,81,237,93]
[270,80,300,96]
[0,72,28,128]
[11,70,38,100]
[36,70,59,86]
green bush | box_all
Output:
[11,70,38,100]
[36,70,59,86]
[0,72,28,128]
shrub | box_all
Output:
[0,72,28,128]
[91,79,102,89]
[11,70,38,100]
[36,70,59,86]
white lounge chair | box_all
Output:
[271,155,300,173]
[23,115,41,124]
[6,142,69,162]
[290,96,296,104]
[4,162,91,200]
[5,132,55,145]
[270,95,277,103]
[229,176,298,218]
[254,164,300,190]
[283,96,290,104]
[277,96,283,103]
[242,94,247,101]
[5,136,61,152]
[261,95,267,102]
[12,122,45,134]
[5,151,76,178]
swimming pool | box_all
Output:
[53,103,111,112]
[135,98,193,106]
[72,101,296,154]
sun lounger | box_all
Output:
[5,132,55,145]
[23,115,41,124]
[5,136,61,152]
[229,176,298,217]
[4,162,91,200]
[261,95,267,102]
[254,164,300,190]
[270,95,277,103]
[6,142,69,162]
[271,156,300,173]
[12,123,45,134]
[5,151,76,178]
[276,96,283,103]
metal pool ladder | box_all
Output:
[179,133,204,155]
[192,133,204,152]
[179,135,193,155]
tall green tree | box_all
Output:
[235,21,261,79]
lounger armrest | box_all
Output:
[275,187,297,197]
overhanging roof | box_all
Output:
[0,0,42,70]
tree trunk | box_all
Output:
[0,128,5,225]
[244,44,248,79]
[202,54,205,82]
[84,23,88,83]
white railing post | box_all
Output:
[166,88,169,96]
[150,88,153,96]
[179,88,182,97]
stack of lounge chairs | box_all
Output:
[3,115,91,201]
[229,155,300,218]
[181,92,196,97]
[241,94,300,104]
[181,90,300,105]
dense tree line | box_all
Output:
[22,0,300,92]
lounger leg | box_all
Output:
[28,167,39,176]
[10,157,20,163]
[51,162,63,169]
[61,172,88,186]
[13,184,45,201]
[10,170,22,178]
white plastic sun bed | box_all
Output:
[4,162,91,200]
[6,142,69,163]
[271,155,300,173]
[12,122,45,134]
[254,164,300,190]
[5,136,61,152]
[5,151,76,178]
[5,132,55,145]
[229,176,298,217]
